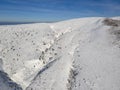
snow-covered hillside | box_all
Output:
[0,17,120,90]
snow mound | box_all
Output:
[0,17,120,90]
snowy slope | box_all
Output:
[0,17,120,90]
[0,23,55,90]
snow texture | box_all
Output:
[0,17,120,90]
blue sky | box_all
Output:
[0,0,120,22]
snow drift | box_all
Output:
[0,17,120,90]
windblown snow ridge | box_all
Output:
[0,71,22,90]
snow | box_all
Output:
[0,17,120,90]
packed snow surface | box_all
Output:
[0,17,120,90]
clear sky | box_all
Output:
[0,0,120,22]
